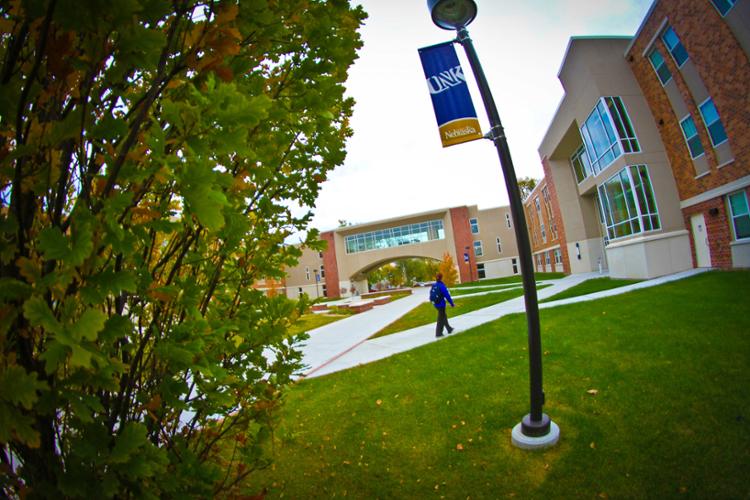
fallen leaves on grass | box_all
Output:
[587,389,599,395]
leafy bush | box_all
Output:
[0,0,365,496]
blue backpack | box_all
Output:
[429,283,443,304]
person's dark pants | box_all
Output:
[435,306,453,337]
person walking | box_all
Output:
[430,272,455,338]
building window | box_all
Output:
[542,186,557,240]
[469,218,479,234]
[580,97,639,174]
[540,224,547,243]
[698,98,728,147]
[597,165,661,240]
[570,144,592,183]
[710,0,736,16]
[728,191,750,240]
[662,26,689,67]
[322,284,328,297]
[345,219,445,254]
[320,265,325,278]
[648,48,672,85]
[305,267,310,281]
[473,240,483,257]
[477,263,486,279]
[511,258,518,274]
[318,251,324,258]
[680,115,704,158]
[298,287,303,295]
[545,251,551,265]
[496,237,502,254]
[554,249,562,264]
[505,213,511,228]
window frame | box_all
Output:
[679,114,705,159]
[597,164,661,241]
[662,26,689,68]
[477,263,486,279]
[305,267,310,281]
[496,236,502,254]
[727,190,750,241]
[473,240,483,257]
[580,97,640,174]
[710,0,736,16]
[648,48,672,85]
[505,213,511,228]
[698,98,728,147]
[469,217,479,234]
[570,143,592,184]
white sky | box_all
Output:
[291,0,653,239]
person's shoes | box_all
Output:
[447,328,454,334]
[435,334,444,338]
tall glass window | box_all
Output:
[345,219,445,254]
[570,144,592,183]
[597,165,661,240]
[648,48,672,84]
[469,218,479,234]
[662,26,689,67]
[728,191,750,240]
[699,98,728,147]
[580,97,639,174]
[473,240,483,257]
[710,0,736,15]
[680,115,704,158]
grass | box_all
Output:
[452,272,565,288]
[287,312,352,336]
[361,290,413,300]
[241,271,750,499]
[369,285,550,339]
[451,283,521,297]
[540,277,643,303]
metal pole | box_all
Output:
[456,27,550,436]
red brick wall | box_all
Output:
[449,207,474,283]
[320,231,341,298]
[627,0,750,269]
[523,162,571,275]
[541,157,571,274]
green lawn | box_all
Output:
[241,271,750,499]
[451,282,521,297]
[370,284,550,340]
[540,277,642,303]
[287,312,352,336]
[453,272,565,288]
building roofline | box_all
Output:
[624,0,660,56]
[556,35,634,78]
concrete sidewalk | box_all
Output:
[301,268,708,378]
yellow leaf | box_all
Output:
[587,389,599,395]
[590,441,596,449]
[456,443,464,451]
[375,399,382,406]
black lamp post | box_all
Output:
[426,0,559,448]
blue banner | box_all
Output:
[418,42,483,148]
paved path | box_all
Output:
[300,268,708,378]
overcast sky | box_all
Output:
[292,0,653,239]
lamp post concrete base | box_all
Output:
[511,421,560,450]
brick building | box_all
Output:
[625,0,750,269]
[525,0,750,278]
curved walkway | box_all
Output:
[301,268,708,379]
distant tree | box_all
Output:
[518,177,539,199]
[338,219,354,227]
[438,253,459,286]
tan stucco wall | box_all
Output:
[470,206,518,263]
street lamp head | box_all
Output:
[427,0,477,30]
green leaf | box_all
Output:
[110,423,149,464]
[40,341,69,374]
[70,345,93,369]
[37,226,70,260]
[0,365,47,408]
[71,308,107,341]
[23,296,61,334]
[91,115,129,141]
[0,278,33,301]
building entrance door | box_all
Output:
[690,213,712,267]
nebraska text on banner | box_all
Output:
[418,41,483,148]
